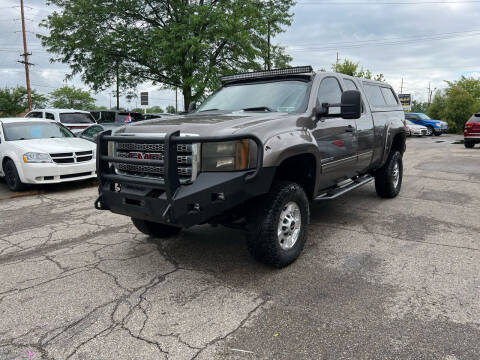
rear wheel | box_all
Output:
[374,150,403,199]
[464,141,475,149]
[131,218,182,237]
[3,159,24,192]
[247,181,309,268]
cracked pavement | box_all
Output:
[1,134,479,359]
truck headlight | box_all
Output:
[23,152,53,163]
[201,140,255,171]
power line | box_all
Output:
[288,29,480,47]
[297,0,480,5]
[287,31,480,52]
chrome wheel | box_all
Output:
[392,161,400,188]
[426,126,433,136]
[277,201,302,250]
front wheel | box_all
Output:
[3,159,24,192]
[426,126,434,136]
[131,218,182,238]
[247,181,309,268]
[374,150,403,198]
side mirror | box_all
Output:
[188,102,197,113]
[315,90,362,121]
[340,90,361,119]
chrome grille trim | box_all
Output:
[112,138,199,184]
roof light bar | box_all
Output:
[220,66,313,83]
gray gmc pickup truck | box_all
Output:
[95,66,406,268]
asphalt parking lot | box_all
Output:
[0,134,479,359]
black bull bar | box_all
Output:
[94,130,264,224]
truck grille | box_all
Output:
[114,141,197,183]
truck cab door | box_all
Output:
[342,78,374,173]
[312,76,358,184]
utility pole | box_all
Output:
[115,61,120,110]
[427,82,431,104]
[335,52,339,72]
[266,22,271,70]
[175,88,178,113]
[400,78,403,94]
[18,0,33,111]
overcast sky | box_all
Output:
[1,0,480,109]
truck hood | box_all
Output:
[114,112,294,137]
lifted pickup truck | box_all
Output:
[95,66,406,268]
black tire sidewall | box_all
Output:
[248,182,309,268]
[386,151,403,196]
[4,160,22,191]
[375,150,403,198]
[464,141,475,148]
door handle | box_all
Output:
[345,125,355,133]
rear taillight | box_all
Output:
[466,123,474,128]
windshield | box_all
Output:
[418,113,431,120]
[59,112,95,124]
[406,120,416,125]
[196,80,310,113]
[3,122,75,141]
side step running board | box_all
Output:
[314,174,374,201]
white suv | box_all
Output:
[25,109,96,134]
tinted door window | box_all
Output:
[343,79,358,91]
[45,112,55,120]
[380,87,399,106]
[25,111,43,118]
[98,111,116,123]
[317,77,342,114]
[363,84,386,107]
[81,125,103,138]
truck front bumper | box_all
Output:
[95,130,271,228]
[97,169,275,228]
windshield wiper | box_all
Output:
[242,106,274,112]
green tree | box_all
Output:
[39,0,294,112]
[411,100,429,113]
[446,76,480,99]
[443,87,480,133]
[147,106,164,113]
[50,86,95,110]
[426,78,480,133]
[0,87,48,116]
[333,59,385,81]
[165,105,176,114]
[427,91,447,120]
